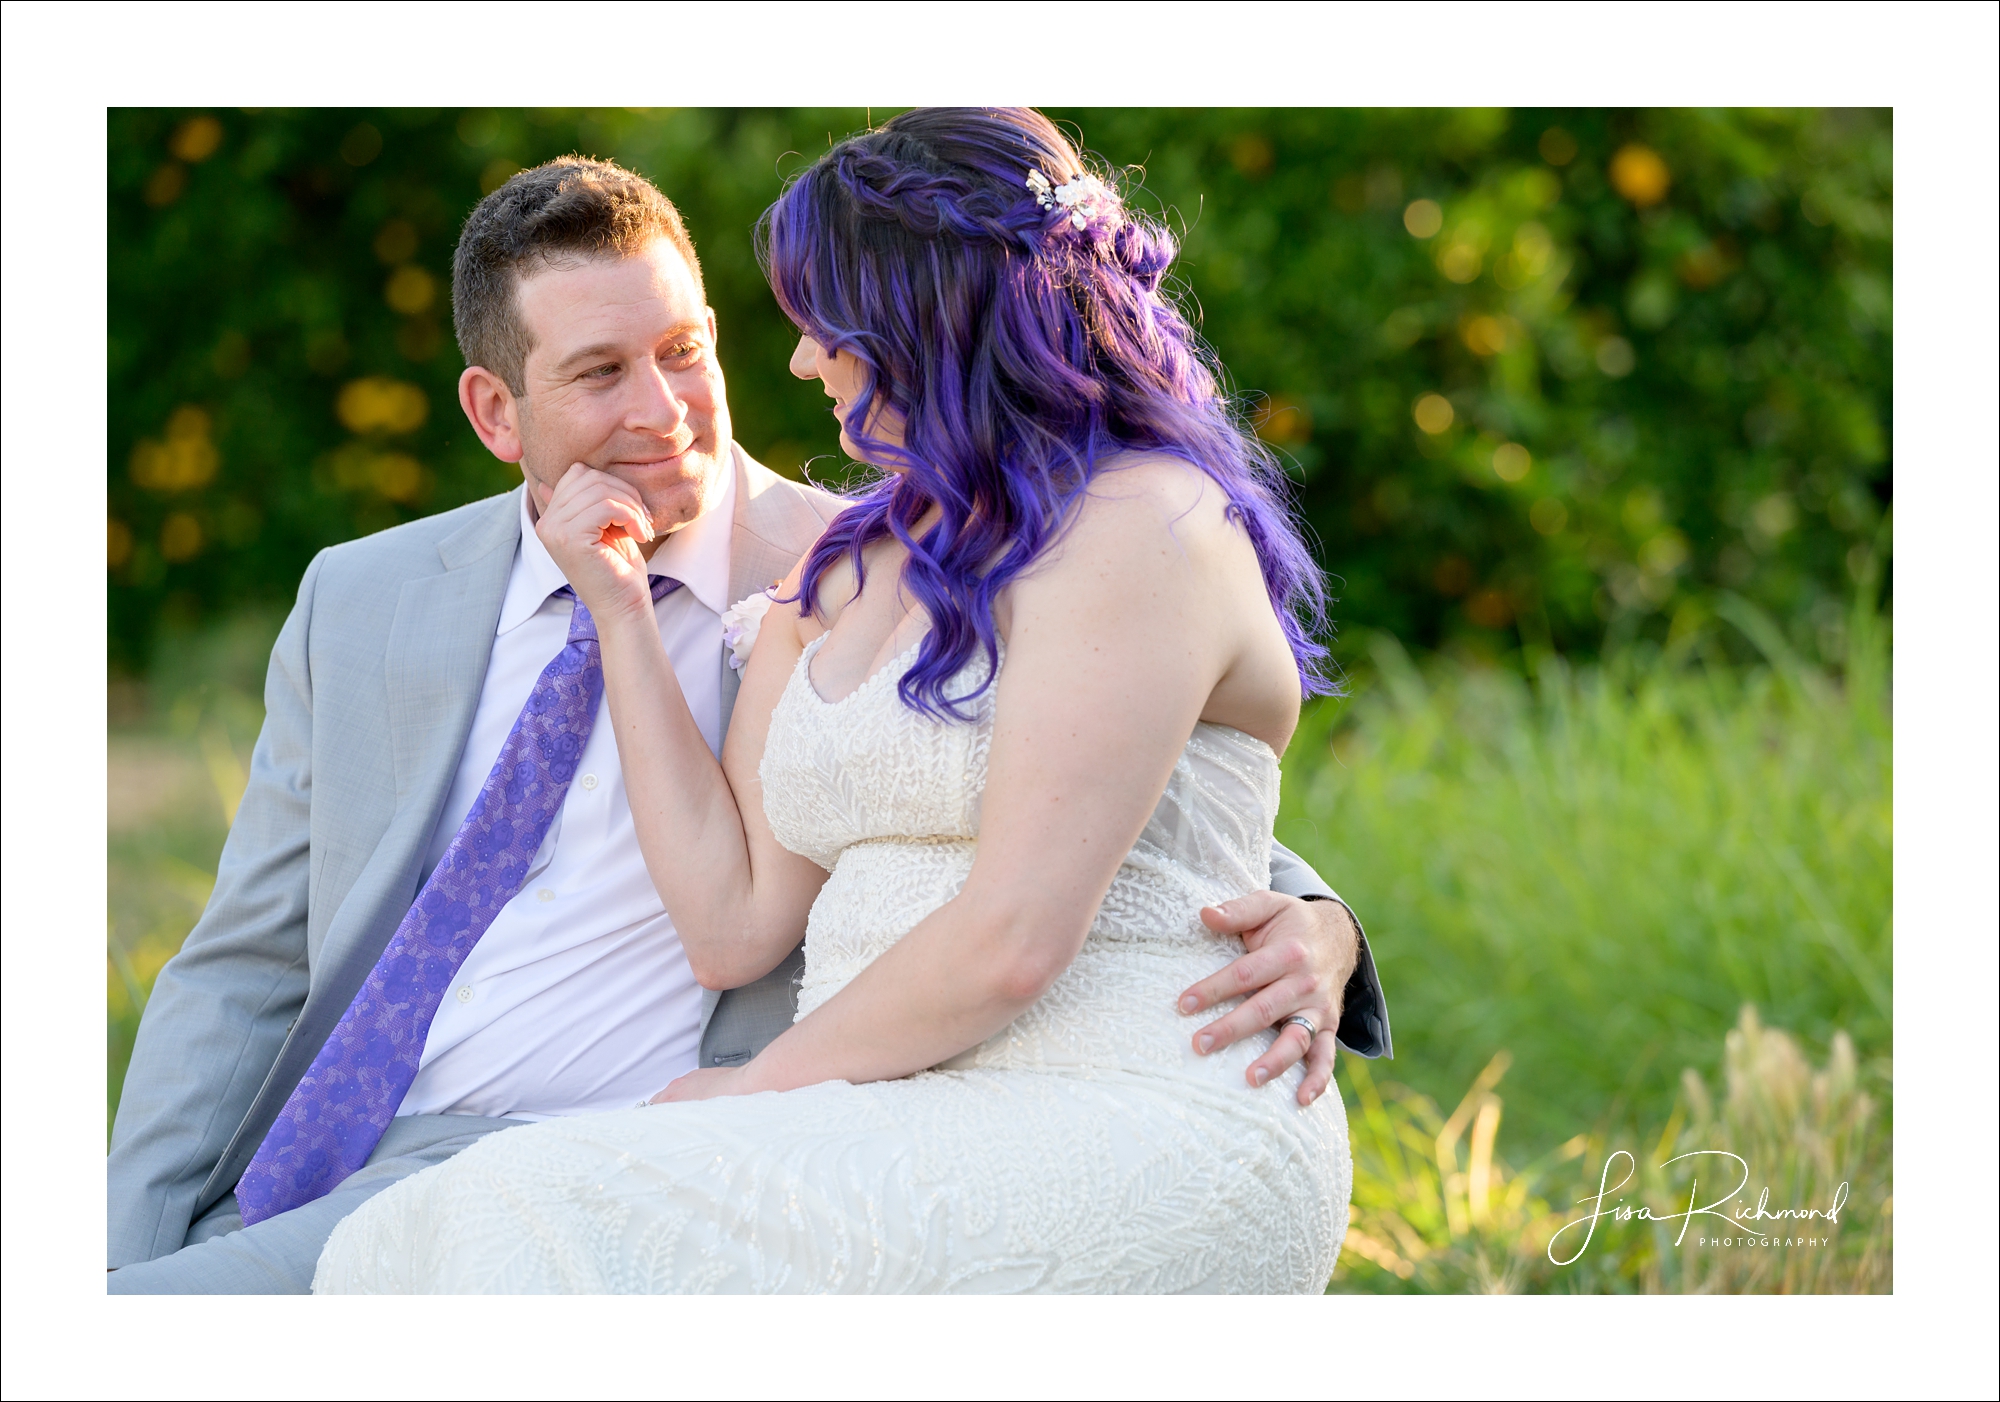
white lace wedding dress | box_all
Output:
[314,638,1350,1293]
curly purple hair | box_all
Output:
[758,107,1333,719]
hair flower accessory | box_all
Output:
[1026,168,1109,230]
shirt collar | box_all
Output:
[498,464,737,637]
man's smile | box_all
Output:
[607,436,700,468]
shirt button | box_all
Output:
[455,986,474,1004]
[579,773,598,791]
[536,888,554,903]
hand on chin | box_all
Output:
[531,462,658,623]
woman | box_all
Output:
[316,108,1350,1293]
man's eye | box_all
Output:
[667,342,701,360]
[585,364,619,379]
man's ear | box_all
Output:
[705,307,718,347]
[459,365,524,463]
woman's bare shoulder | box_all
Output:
[1055,452,1250,571]
[775,554,827,646]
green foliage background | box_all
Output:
[109,107,1890,672]
[106,109,1894,1288]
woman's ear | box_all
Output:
[458,365,524,462]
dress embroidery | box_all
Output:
[314,638,1350,1293]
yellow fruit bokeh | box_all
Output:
[384,265,436,316]
[1413,394,1455,435]
[1492,443,1532,482]
[337,377,429,435]
[169,115,224,164]
[160,512,204,562]
[1610,144,1671,207]
[130,406,220,492]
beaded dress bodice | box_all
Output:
[763,635,1283,1074]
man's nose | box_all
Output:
[626,359,691,434]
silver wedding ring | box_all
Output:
[1280,1014,1319,1040]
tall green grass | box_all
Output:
[1291,592,1890,1155]
[1286,575,1891,1289]
[1330,1006,1890,1293]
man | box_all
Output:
[108,156,1390,1292]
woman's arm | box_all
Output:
[534,465,830,989]
[673,459,1296,1098]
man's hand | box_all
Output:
[531,463,657,626]
[648,1066,751,1104]
[1179,891,1360,1106]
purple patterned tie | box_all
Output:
[235,575,680,1225]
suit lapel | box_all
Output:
[386,555,514,805]
[199,490,523,1208]
[384,490,524,808]
[729,443,842,602]
[380,486,519,889]
[728,448,801,608]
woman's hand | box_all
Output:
[648,1066,752,1104]
[1179,891,1358,1107]
[531,462,656,627]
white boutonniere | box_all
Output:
[720,587,779,672]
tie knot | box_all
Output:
[556,576,684,644]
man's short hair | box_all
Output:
[452,155,703,394]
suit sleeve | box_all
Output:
[1268,839,1393,1059]
[106,553,325,1265]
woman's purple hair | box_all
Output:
[757,107,1334,719]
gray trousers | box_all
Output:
[107,1114,524,1294]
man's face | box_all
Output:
[511,238,731,539]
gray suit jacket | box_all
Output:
[106,445,1388,1269]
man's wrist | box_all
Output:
[1304,895,1393,1059]
[1299,893,1361,985]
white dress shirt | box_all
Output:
[398,469,736,1121]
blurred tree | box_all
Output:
[108,107,1890,672]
